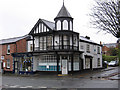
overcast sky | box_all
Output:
[0,0,118,44]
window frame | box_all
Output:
[7,59,10,69]
[7,45,10,54]
[86,44,90,53]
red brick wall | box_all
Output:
[0,43,16,71]
[0,38,27,72]
[16,39,27,52]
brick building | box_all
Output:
[102,43,118,56]
[0,35,28,73]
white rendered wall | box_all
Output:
[80,41,102,69]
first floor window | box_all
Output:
[97,47,100,54]
[97,58,100,67]
[7,45,10,54]
[7,59,10,68]
[30,44,33,51]
[86,44,90,53]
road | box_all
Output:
[1,66,120,89]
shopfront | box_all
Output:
[12,53,33,74]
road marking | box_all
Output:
[20,87,28,88]
[37,86,47,88]
[26,86,33,88]
[10,85,18,88]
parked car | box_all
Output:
[108,61,118,66]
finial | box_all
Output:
[63,0,64,5]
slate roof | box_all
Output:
[80,36,101,46]
[55,4,72,18]
[41,19,55,30]
[0,35,28,45]
[103,43,117,48]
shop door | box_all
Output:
[14,61,18,73]
[62,60,68,74]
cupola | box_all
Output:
[54,3,73,31]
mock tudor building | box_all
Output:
[0,35,28,73]
[11,4,102,75]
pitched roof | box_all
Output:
[80,36,101,46]
[55,4,72,18]
[41,19,55,30]
[0,35,28,45]
[103,43,117,48]
[80,36,94,43]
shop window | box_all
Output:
[21,57,32,71]
[7,59,10,68]
[7,45,10,54]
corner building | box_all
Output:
[12,4,102,74]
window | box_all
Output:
[7,45,10,54]
[30,44,33,51]
[41,55,56,63]
[39,37,46,50]
[63,35,69,46]
[73,35,77,45]
[7,59,10,68]
[57,20,61,30]
[86,44,90,53]
[97,47,100,54]
[80,45,84,49]
[97,58,100,66]
[70,21,72,30]
[47,36,52,50]
[63,20,68,30]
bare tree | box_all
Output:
[90,0,120,38]
[90,0,120,65]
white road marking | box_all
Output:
[25,86,33,88]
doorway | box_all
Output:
[62,59,68,74]
[14,61,18,73]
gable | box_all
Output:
[29,19,55,35]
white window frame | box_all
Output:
[7,59,10,68]
[63,20,68,30]
[7,45,10,54]
[57,20,61,30]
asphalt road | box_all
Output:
[1,67,120,89]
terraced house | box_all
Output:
[0,35,28,73]
[1,3,102,75]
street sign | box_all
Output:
[1,56,4,60]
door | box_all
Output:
[14,61,18,73]
[62,59,68,74]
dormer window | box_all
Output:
[57,20,61,30]
[63,20,68,30]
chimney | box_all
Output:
[85,36,90,40]
[100,41,102,45]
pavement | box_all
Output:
[1,66,119,79]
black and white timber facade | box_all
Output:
[12,4,102,74]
